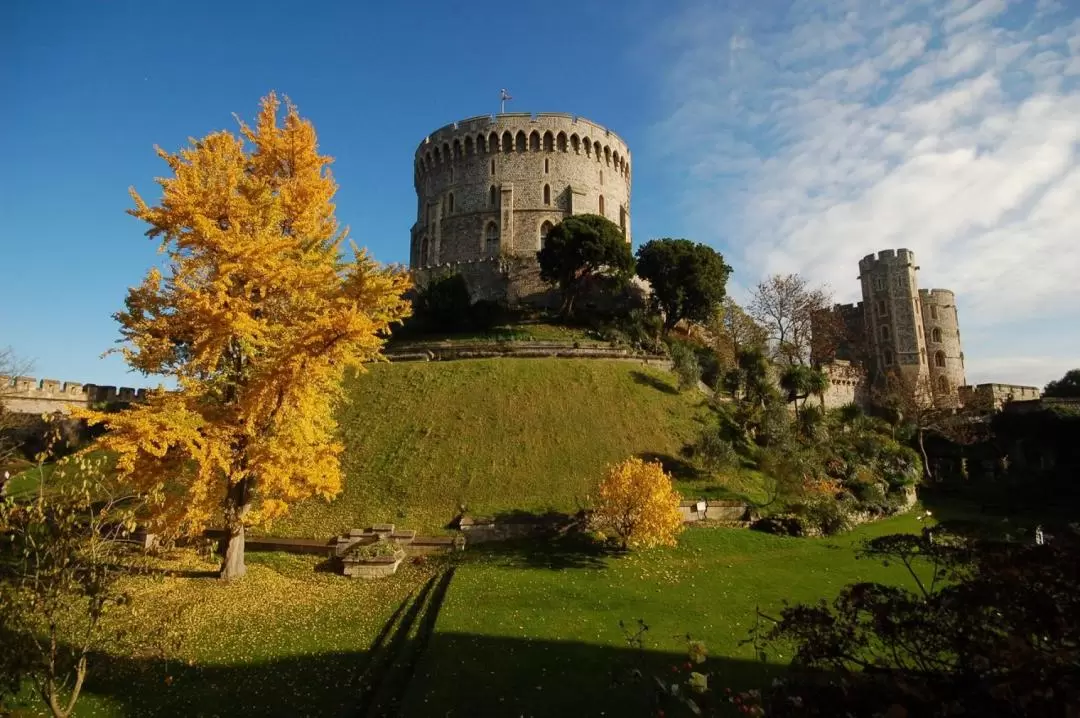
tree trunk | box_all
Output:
[220,525,246,580]
[918,428,933,482]
[220,478,251,580]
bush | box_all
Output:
[414,274,472,331]
[789,497,855,536]
[594,457,684,550]
[598,309,664,354]
[669,341,702,392]
[696,433,739,470]
[468,299,508,331]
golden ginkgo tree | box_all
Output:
[78,93,412,579]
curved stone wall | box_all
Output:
[410,113,631,268]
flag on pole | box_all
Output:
[500,88,513,101]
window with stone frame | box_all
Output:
[485,223,499,255]
[931,327,942,343]
[935,351,946,368]
[876,299,887,316]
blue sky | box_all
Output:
[2,0,1078,389]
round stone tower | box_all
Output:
[919,288,966,399]
[858,248,929,384]
[410,113,631,268]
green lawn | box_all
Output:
[402,512,930,716]
[275,359,714,537]
[6,513,932,717]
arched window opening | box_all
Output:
[543,131,554,151]
[599,194,605,216]
[543,184,551,205]
[490,159,495,175]
[557,132,567,152]
[449,166,454,182]
[448,192,455,214]
[594,141,602,159]
[530,131,540,151]
[583,137,592,156]
[937,375,949,394]
[930,305,939,320]
[442,143,451,161]
[515,131,526,152]
[604,146,611,165]
[489,132,499,154]
[420,237,429,266]
[571,134,580,153]
[540,221,554,248]
[931,327,942,343]
[453,140,462,158]
[619,206,627,234]
[600,170,603,186]
[502,131,513,153]
[935,351,946,368]
[544,158,549,174]
[880,325,890,342]
[489,185,498,208]
[433,147,441,164]
[465,137,474,155]
[485,222,500,256]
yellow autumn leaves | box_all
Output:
[74,93,413,542]
[595,457,684,550]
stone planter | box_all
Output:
[341,550,406,579]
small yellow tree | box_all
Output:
[76,94,412,579]
[595,457,683,549]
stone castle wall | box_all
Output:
[413,257,556,308]
[959,383,1041,413]
[411,113,631,269]
[818,360,869,411]
[0,376,147,415]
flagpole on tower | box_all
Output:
[499,88,513,114]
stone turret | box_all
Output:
[857,249,929,386]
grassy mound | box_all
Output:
[274,359,712,536]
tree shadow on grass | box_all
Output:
[636,451,704,481]
[466,534,620,571]
[630,370,679,395]
[14,632,792,718]
[7,647,373,718]
[401,632,789,717]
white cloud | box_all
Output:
[649,0,1080,387]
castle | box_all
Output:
[822,248,1039,411]
[409,113,631,305]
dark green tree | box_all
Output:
[536,214,634,317]
[1044,368,1080,398]
[779,364,829,422]
[635,239,733,331]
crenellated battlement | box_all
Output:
[859,248,915,271]
[919,288,956,300]
[0,375,150,415]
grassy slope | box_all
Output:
[404,512,931,716]
[275,359,713,537]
